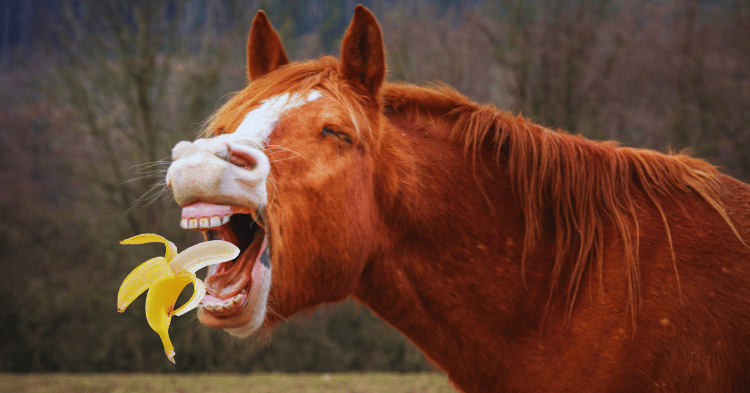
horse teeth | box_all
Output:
[241,289,247,294]
[233,294,242,303]
[210,216,222,227]
[183,214,228,229]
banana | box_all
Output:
[117,234,240,363]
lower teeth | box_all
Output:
[203,296,242,312]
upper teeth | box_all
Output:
[181,215,231,229]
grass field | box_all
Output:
[0,373,456,393]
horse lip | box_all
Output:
[199,300,253,328]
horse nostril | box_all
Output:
[228,146,258,169]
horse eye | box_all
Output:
[322,127,352,144]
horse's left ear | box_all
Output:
[339,5,386,97]
[247,11,289,81]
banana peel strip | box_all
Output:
[118,234,240,363]
[120,233,178,262]
[117,256,172,312]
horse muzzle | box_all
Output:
[167,137,270,210]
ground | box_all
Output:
[0,373,455,393]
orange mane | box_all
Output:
[382,83,744,324]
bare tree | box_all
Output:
[476,0,631,139]
[44,1,243,236]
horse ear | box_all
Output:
[339,5,385,97]
[247,11,289,81]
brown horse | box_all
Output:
[166,5,750,392]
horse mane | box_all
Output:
[201,57,743,326]
[381,83,744,326]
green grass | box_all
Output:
[0,373,456,393]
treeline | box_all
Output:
[1,0,749,373]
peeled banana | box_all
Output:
[117,234,239,363]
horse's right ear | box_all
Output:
[247,11,289,81]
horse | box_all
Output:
[165,5,750,392]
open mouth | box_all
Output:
[180,202,268,318]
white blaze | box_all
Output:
[233,90,323,146]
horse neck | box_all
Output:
[353,118,559,384]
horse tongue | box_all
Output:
[204,242,255,298]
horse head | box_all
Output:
[166,6,399,337]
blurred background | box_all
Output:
[1,0,749,374]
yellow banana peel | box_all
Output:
[117,234,240,363]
